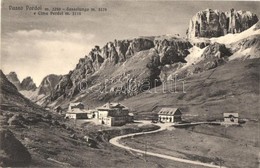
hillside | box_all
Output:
[121,58,260,120]
[1,70,183,167]
[1,7,260,168]
[7,10,258,111]
[20,74,62,106]
[44,22,259,112]
[0,70,46,114]
[40,36,192,109]
[161,22,260,81]
[6,72,22,90]
[32,12,257,110]
[6,72,37,91]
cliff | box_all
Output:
[20,77,37,91]
[6,72,37,91]
[48,36,192,106]
[38,74,62,96]
[187,9,258,39]
[6,72,21,90]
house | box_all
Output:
[68,102,85,112]
[223,113,239,124]
[96,102,130,126]
[65,102,93,119]
[158,108,182,123]
[65,111,88,119]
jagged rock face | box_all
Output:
[48,36,192,105]
[254,21,260,30]
[202,42,232,59]
[38,74,61,95]
[159,47,189,65]
[185,43,232,74]
[201,43,232,70]
[145,50,162,88]
[154,38,191,54]
[237,34,260,52]
[187,9,258,38]
[0,70,47,114]
[1,70,18,95]
[102,42,119,64]
[5,73,37,91]
[0,129,31,167]
[154,38,191,65]
[126,38,154,56]
[114,40,131,62]
[6,72,21,90]
[162,42,234,79]
[90,46,105,70]
[194,41,210,49]
[80,49,163,102]
[50,73,73,101]
[229,34,260,60]
[20,77,37,91]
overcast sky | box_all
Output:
[1,0,260,85]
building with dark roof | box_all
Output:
[68,102,85,112]
[65,102,96,119]
[158,108,182,123]
[96,102,131,126]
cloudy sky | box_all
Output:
[1,0,260,85]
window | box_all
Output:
[229,115,235,122]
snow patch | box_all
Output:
[189,23,260,45]
[229,48,253,60]
[210,24,260,44]
[183,46,206,68]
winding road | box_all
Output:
[109,121,226,168]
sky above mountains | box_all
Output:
[1,0,260,85]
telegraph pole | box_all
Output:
[144,141,147,162]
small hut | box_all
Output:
[223,113,239,124]
[65,102,88,119]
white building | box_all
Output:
[158,108,182,123]
[96,102,131,126]
[223,113,239,124]
[65,102,95,119]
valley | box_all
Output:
[120,121,259,168]
[1,5,260,168]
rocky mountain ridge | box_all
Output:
[5,72,61,106]
[6,72,37,91]
[1,7,260,168]
[187,8,258,39]
[19,74,62,106]
[48,22,259,108]
[6,8,259,109]
[46,36,192,107]
[6,72,22,91]
[161,22,260,81]
[20,77,37,91]
[38,74,62,96]
[0,70,46,113]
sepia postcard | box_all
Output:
[0,0,260,167]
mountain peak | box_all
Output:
[187,9,258,39]
[38,74,62,96]
[6,71,21,90]
[21,77,37,91]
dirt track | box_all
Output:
[109,121,226,168]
